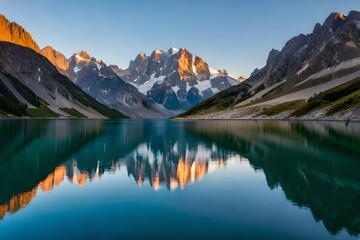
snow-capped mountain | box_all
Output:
[119,48,239,111]
[65,51,173,119]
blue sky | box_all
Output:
[0,0,359,77]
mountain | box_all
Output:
[0,14,127,119]
[177,11,360,120]
[237,76,246,82]
[65,50,173,118]
[247,11,360,88]
[0,14,170,119]
[41,46,69,75]
[0,14,41,53]
[109,64,128,76]
[0,41,127,118]
[120,48,239,111]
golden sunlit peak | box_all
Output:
[42,45,53,51]
[152,49,164,61]
[75,50,91,61]
[177,48,194,81]
[335,12,346,21]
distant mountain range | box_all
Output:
[178,11,360,120]
[119,48,240,111]
[44,45,240,114]
[0,13,238,118]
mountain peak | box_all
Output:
[41,45,69,73]
[179,48,189,54]
[151,49,165,61]
[266,49,281,65]
[168,47,179,55]
[218,70,228,77]
[245,10,360,88]
[75,50,91,61]
[177,48,194,80]
[134,52,147,63]
[42,45,54,51]
[194,56,210,80]
[0,14,41,53]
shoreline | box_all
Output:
[1,116,360,123]
[173,118,360,123]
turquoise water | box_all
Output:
[0,120,359,239]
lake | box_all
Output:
[0,120,359,239]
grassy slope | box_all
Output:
[177,71,360,119]
[60,108,87,118]
[292,77,360,117]
[252,65,360,106]
[176,83,251,118]
[325,89,360,116]
[262,100,305,116]
[27,105,58,118]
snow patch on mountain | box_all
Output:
[75,54,90,62]
[195,79,213,92]
[209,67,219,75]
[133,75,166,95]
[169,47,179,55]
[74,66,82,73]
[172,86,180,93]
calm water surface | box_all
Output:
[0,120,359,239]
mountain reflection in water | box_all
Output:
[0,120,359,237]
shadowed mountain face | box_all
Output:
[0,120,359,237]
[0,42,127,119]
[120,48,239,111]
[246,11,360,88]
